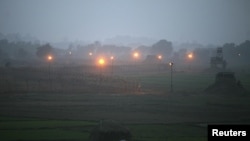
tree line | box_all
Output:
[0,38,249,67]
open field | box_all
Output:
[1,93,250,141]
[1,65,250,94]
[0,116,207,141]
[0,65,250,141]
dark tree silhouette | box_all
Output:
[151,39,173,57]
[36,43,53,59]
[238,40,250,55]
[17,48,29,58]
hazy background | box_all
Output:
[0,0,249,46]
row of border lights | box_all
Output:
[46,52,194,92]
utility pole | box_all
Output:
[169,62,173,93]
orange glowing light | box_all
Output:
[47,55,53,61]
[158,55,162,60]
[98,58,105,65]
[188,53,193,59]
[133,52,139,58]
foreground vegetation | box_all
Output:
[0,116,207,141]
[0,65,250,141]
[1,92,250,141]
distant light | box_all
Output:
[98,58,105,65]
[110,56,114,60]
[238,53,241,56]
[133,52,139,58]
[158,55,162,60]
[89,52,93,56]
[188,53,193,59]
[48,55,53,61]
[169,62,173,66]
[69,51,72,55]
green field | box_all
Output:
[0,117,207,141]
[0,67,250,141]
[0,117,94,141]
[1,93,250,141]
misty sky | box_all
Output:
[0,0,249,45]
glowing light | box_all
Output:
[47,55,53,61]
[188,53,193,59]
[89,52,93,56]
[133,52,139,58]
[110,56,114,60]
[98,58,105,65]
[158,55,162,60]
[169,62,173,66]
[69,51,72,55]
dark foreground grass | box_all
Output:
[0,117,207,141]
[0,70,249,141]
[129,124,206,141]
[1,94,250,140]
[0,117,95,141]
[1,93,250,141]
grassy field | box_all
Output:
[0,117,207,141]
[0,117,95,141]
[0,66,250,141]
[1,93,250,141]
